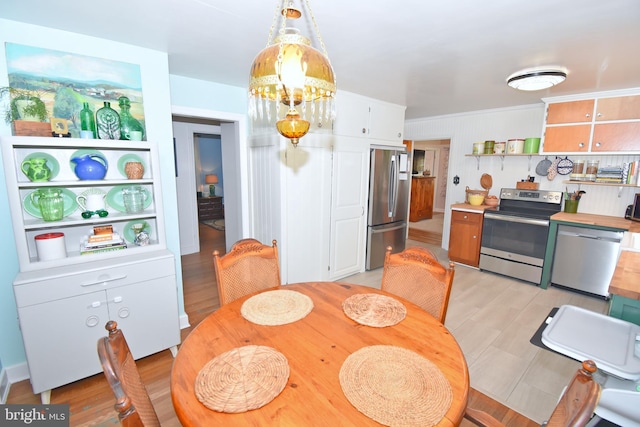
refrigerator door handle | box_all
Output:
[388,154,398,217]
[370,222,406,234]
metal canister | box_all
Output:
[484,141,495,154]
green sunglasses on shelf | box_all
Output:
[81,210,109,219]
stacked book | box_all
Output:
[623,160,640,185]
[595,166,624,184]
[80,225,127,255]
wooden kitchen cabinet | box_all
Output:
[197,196,224,220]
[542,124,591,152]
[448,210,483,267]
[595,95,640,121]
[592,122,640,151]
[409,176,435,221]
[542,92,640,153]
[546,99,595,124]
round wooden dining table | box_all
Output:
[171,281,469,426]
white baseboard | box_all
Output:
[6,362,30,384]
[0,368,9,403]
[1,361,30,402]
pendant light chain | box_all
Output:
[266,0,286,46]
[304,0,329,57]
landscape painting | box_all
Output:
[4,42,145,137]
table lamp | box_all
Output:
[205,174,218,196]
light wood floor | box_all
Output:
[7,226,577,427]
[408,212,444,246]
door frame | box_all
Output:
[171,106,249,252]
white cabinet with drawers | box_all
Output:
[1,136,180,402]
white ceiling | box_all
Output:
[2,0,640,119]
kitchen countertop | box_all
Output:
[609,250,640,300]
[451,203,496,213]
[551,212,634,230]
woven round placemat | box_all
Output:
[339,345,452,427]
[195,345,290,413]
[241,289,314,326]
[342,293,406,327]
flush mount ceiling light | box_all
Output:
[248,0,336,147]
[507,68,567,91]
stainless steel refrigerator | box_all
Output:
[366,147,410,270]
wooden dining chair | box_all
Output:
[97,321,160,427]
[464,360,601,427]
[381,245,455,323]
[213,238,281,306]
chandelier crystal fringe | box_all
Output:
[248,0,336,146]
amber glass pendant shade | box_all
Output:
[248,0,336,147]
[276,109,310,147]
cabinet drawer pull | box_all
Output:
[113,296,123,303]
[80,274,128,287]
[86,316,100,327]
[91,301,102,308]
[578,142,585,148]
[595,142,601,147]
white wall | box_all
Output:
[404,104,640,249]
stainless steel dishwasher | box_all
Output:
[551,224,623,298]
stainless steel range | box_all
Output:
[479,188,562,285]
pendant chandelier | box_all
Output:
[249,0,336,147]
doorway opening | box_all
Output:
[171,106,248,256]
[408,139,450,246]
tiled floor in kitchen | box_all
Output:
[343,239,608,424]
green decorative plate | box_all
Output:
[117,153,146,178]
[123,220,151,243]
[23,188,78,218]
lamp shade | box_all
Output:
[205,174,218,184]
[248,0,336,147]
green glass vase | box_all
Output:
[118,96,144,140]
[96,101,121,140]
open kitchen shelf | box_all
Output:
[465,153,542,171]
[564,180,640,197]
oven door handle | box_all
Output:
[484,212,549,227]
